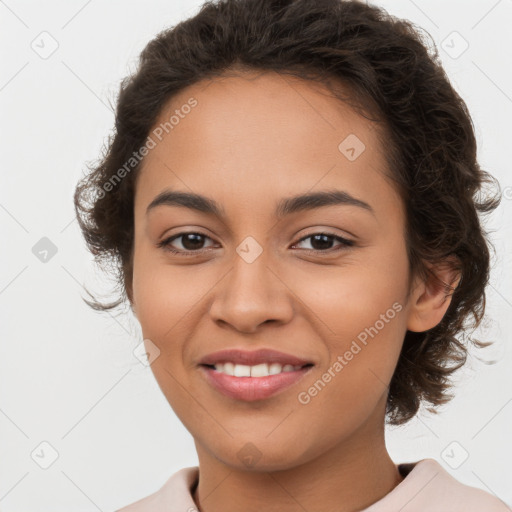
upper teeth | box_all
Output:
[213,362,303,377]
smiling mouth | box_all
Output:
[198,363,315,402]
[201,362,314,377]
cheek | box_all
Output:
[286,250,409,399]
[132,246,213,340]
[287,248,409,345]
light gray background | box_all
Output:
[1,0,511,510]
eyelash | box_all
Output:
[157,231,355,257]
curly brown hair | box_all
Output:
[73,0,502,425]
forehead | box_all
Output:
[134,70,401,224]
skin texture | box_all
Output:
[130,70,460,512]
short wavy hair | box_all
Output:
[74,0,502,425]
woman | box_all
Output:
[74,0,508,510]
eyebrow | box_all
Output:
[146,188,375,218]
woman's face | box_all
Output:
[131,71,418,470]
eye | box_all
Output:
[157,232,216,254]
[157,230,354,256]
[292,232,355,254]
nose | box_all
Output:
[209,255,294,334]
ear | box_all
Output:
[406,257,461,333]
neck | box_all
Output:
[191,403,403,512]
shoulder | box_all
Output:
[363,458,510,512]
[115,466,199,512]
[416,458,509,511]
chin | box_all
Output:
[210,439,314,472]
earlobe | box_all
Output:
[406,259,461,333]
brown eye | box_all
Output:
[293,232,354,253]
[157,232,216,254]
[157,230,355,257]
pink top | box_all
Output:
[116,458,510,511]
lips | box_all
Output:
[198,348,314,368]
[199,364,313,401]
